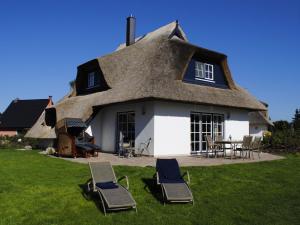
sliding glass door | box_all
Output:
[117,112,135,147]
[190,112,224,154]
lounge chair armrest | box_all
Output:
[182,171,190,184]
[118,176,129,190]
[153,172,160,185]
[86,178,93,192]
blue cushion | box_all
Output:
[96,182,118,189]
[156,159,184,183]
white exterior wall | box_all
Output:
[88,101,155,154]
[249,124,267,137]
[88,100,250,157]
[153,101,250,156]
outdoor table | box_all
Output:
[215,140,243,159]
[124,147,135,158]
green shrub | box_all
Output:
[0,134,40,149]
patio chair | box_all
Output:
[205,135,221,158]
[88,162,137,215]
[215,135,232,158]
[250,136,262,159]
[214,135,226,158]
[155,159,193,205]
[234,136,253,159]
[134,138,151,156]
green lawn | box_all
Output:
[0,150,299,225]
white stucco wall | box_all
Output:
[153,101,250,156]
[88,100,250,157]
[249,124,267,137]
[88,101,155,154]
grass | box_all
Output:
[0,150,299,225]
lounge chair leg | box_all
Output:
[161,185,166,206]
[98,192,107,216]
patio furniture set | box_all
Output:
[88,159,193,215]
[118,137,152,158]
[205,135,262,159]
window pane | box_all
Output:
[128,113,135,122]
[195,133,199,141]
[195,115,200,123]
[195,123,199,132]
[195,143,199,151]
[191,114,195,122]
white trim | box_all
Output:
[86,84,100,90]
[195,78,216,83]
[194,61,214,82]
[88,71,96,88]
[204,63,214,80]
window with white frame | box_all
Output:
[87,72,96,88]
[205,64,214,80]
[190,112,224,153]
[195,61,204,79]
[195,61,214,81]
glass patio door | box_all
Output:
[190,112,223,154]
[201,114,212,152]
[117,112,135,148]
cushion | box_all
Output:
[96,181,118,189]
[156,159,184,183]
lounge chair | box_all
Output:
[155,159,194,205]
[88,162,137,215]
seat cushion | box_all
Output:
[96,182,118,189]
[156,159,184,183]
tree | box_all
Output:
[293,108,300,135]
[273,120,290,131]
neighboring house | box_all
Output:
[0,97,53,136]
[249,102,273,137]
[26,17,267,156]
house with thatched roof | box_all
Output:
[0,97,53,137]
[26,16,268,156]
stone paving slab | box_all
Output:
[50,152,284,167]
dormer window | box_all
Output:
[87,72,97,88]
[195,61,214,82]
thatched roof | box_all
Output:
[249,111,273,126]
[26,21,266,139]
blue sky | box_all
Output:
[0,0,299,121]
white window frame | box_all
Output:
[190,112,224,154]
[204,63,214,80]
[87,72,96,88]
[194,61,214,82]
[195,61,204,79]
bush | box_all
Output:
[0,134,41,149]
[265,130,300,153]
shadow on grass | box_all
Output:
[78,183,137,215]
[142,178,163,204]
[78,183,105,214]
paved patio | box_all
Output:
[52,152,284,167]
